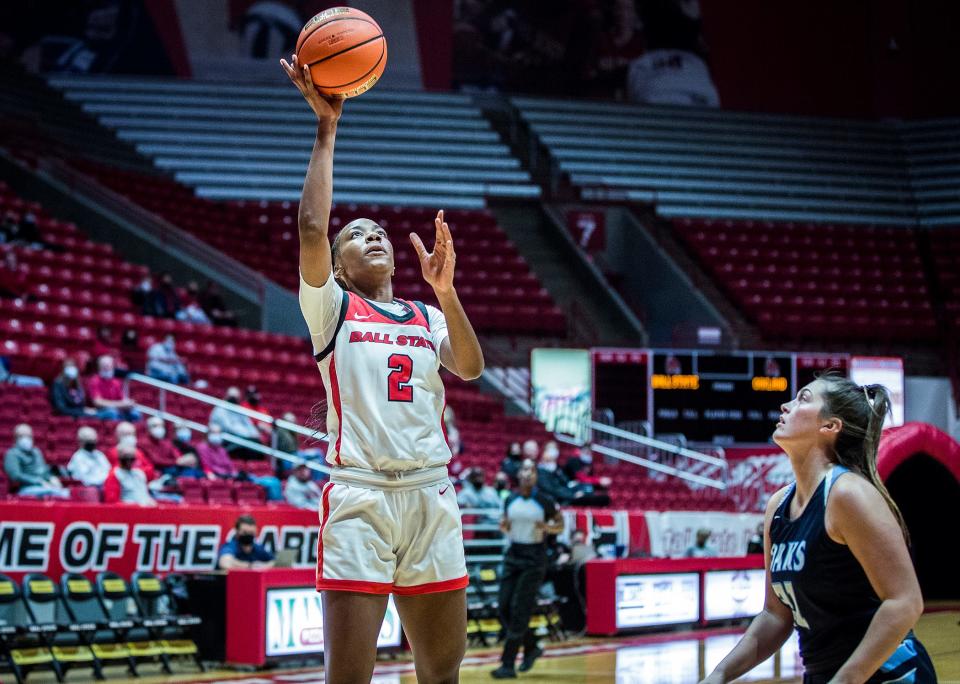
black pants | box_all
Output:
[498,544,546,667]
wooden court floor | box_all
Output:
[19,610,959,683]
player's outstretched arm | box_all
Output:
[411,210,484,380]
[280,54,343,286]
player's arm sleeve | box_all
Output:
[426,305,450,354]
[299,272,345,353]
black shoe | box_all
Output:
[491,665,517,679]
[518,646,543,672]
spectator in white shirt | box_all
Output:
[146,335,190,384]
[67,426,111,486]
[209,386,262,456]
[284,463,324,510]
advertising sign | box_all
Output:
[615,572,699,628]
[703,569,765,621]
[265,587,401,656]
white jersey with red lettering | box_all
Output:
[299,273,451,472]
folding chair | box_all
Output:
[131,572,204,671]
[0,574,59,684]
[21,573,102,680]
[472,565,504,645]
[96,572,170,672]
[60,573,137,676]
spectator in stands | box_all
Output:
[132,275,153,313]
[209,386,262,456]
[105,421,157,481]
[145,272,181,319]
[87,355,140,421]
[274,411,299,456]
[119,327,143,371]
[0,211,16,243]
[563,446,593,481]
[172,421,199,460]
[50,358,96,417]
[142,416,203,477]
[746,522,764,554]
[0,249,28,298]
[500,441,524,484]
[67,426,111,487]
[217,514,275,569]
[146,335,190,385]
[457,467,502,512]
[3,424,69,498]
[102,442,157,506]
[4,211,45,248]
[196,424,282,500]
[199,280,237,327]
[284,462,324,510]
[240,385,272,440]
[536,441,575,505]
[685,527,718,558]
[176,300,211,325]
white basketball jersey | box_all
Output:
[311,288,452,471]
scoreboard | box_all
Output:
[591,350,850,446]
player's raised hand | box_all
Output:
[410,210,456,295]
[280,54,343,126]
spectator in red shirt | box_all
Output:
[102,442,157,506]
[87,355,140,421]
[142,416,203,478]
[104,421,156,482]
[196,424,282,500]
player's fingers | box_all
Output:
[409,233,428,260]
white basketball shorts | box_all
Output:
[316,465,468,595]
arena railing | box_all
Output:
[125,373,330,476]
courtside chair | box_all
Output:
[95,571,171,673]
[0,573,59,684]
[60,573,138,676]
[131,571,204,671]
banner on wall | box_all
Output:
[0,503,318,581]
[643,510,763,558]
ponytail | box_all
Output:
[818,374,910,544]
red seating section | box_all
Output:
[674,217,938,343]
[0,181,581,503]
[72,162,566,336]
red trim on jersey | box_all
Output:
[393,574,470,595]
[343,292,430,329]
[328,353,343,465]
[439,399,449,446]
[315,578,395,594]
[316,481,334,587]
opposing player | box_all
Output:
[700,374,936,684]
[281,54,484,684]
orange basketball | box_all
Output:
[296,7,387,99]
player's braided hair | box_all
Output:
[817,371,909,544]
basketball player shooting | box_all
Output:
[280,54,483,684]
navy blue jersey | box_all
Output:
[770,466,935,683]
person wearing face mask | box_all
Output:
[102,442,157,506]
[209,387,263,458]
[217,515,275,569]
[196,424,283,500]
[87,355,141,421]
[500,441,525,485]
[146,335,190,385]
[67,426,111,487]
[171,421,199,460]
[50,359,96,417]
[4,424,70,498]
[535,441,575,505]
[457,467,502,512]
[284,462,325,510]
[104,422,157,481]
[141,416,203,477]
[240,385,273,440]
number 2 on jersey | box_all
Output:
[387,354,414,402]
